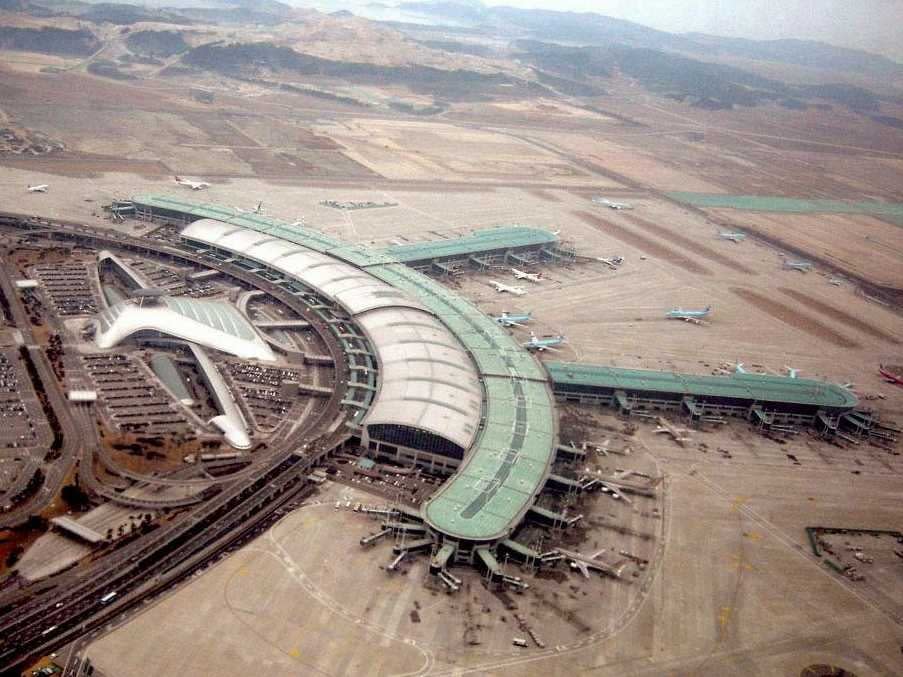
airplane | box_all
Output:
[879,364,903,386]
[784,366,800,378]
[27,184,48,193]
[174,176,210,190]
[654,417,691,446]
[665,306,712,324]
[558,548,628,579]
[597,480,632,504]
[596,256,624,270]
[592,197,634,210]
[511,267,542,283]
[523,332,565,352]
[783,260,813,272]
[235,201,263,215]
[490,281,527,296]
[719,232,746,242]
[493,311,532,328]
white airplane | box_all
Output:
[592,197,634,210]
[490,281,527,296]
[511,267,543,283]
[598,480,632,504]
[784,260,813,272]
[654,417,692,446]
[27,184,48,193]
[558,548,628,579]
[665,306,712,324]
[719,232,746,242]
[174,176,210,190]
[235,201,263,215]
[523,332,566,352]
[493,311,532,327]
[596,256,624,270]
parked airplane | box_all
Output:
[490,281,527,296]
[665,306,712,324]
[493,311,532,327]
[558,548,628,579]
[597,480,632,504]
[654,417,692,446]
[592,197,634,210]
[523,332,565,352]
[596,255,624,270]
[784,260,813,272]
[235,201,263,215]
[174,176,210,190]
[719,232,746,242]
[511,267,542,283]
[26,184,48,193]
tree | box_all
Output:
[61,484,91,511]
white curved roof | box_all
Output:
[180,219,483,453]
[182,219,421,316]
[189,345,251,450]
[357,308,481,450]
[95,297,275,362]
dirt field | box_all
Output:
[707,210,903,289]
[314,118,607,185]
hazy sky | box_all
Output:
[485,0,903,59]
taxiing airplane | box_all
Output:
[490,281,527,296]
[493,311,532,328]
[592,197,634,210]
[523,332,565,352]
[174,176,210,190]
[665,306,712,324]
[511,267,542,283]
[27,184,48,193]
[719,232,746,242]
[596,255,624,270]
[783,260,813,272]
[235,201,263,215]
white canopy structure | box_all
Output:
[94,296,275,362]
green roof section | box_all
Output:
[380,226,559,263]
[370,262,557,542]
[667,192,903,226]
[546,362,858,411]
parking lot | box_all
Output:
[83,353,190,435]
[31,263,99,316]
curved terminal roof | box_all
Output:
[357,308,481,450]
[179,218,484,455]
[182,219,416,315]
[546,362,859,411]
[95,296,275,362]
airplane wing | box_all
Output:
[572,560,590,579]
[591,548,606,559]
